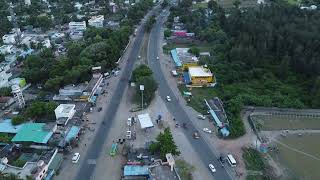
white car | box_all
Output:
[138,55,141,59]
[156,56,159,60]
[203,128,213,134]
[197,114,206,120]
[72,153,80,163]
[209,164,216,173]
[166,96,171,102]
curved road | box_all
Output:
[147,9,232,180]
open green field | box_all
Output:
[251,114,320,130]
[271,133,320,179]
[178,85,218,114]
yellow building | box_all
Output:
[188,66,214,86]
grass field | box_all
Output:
[251,114,320,130]
[271,133,320,179]
[178,85,218,114]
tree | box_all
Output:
[136,76,158,105]
[208,0,218,11]
[0,54,5,63]
[24,101,58,121]
[145,15,156,32]
[0,87,11,96]
[12,116,26,125]
[131,64,153,82]
[188,47,200,57]
[149,128,180,159]
[164,29,172,38]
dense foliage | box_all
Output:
[132,65,157,106]
[149,128,180,159]
[170,1,320,137]
[0,87,12,97]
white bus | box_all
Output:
[227,154,237,167]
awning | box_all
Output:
[65,126,80,142]
[138,113,154,129]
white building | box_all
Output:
[42,39,51,48]
[69,21,87,32]
[54,104,76,126]
[2,34,16,44]
[0,64,12,88]
[25,0,31,6]
[88,15,104,28]
[0,45,15,55]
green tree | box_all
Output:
[149,128,180,159]
[0,54,5,63]
[188,47,200,57]
[12,116,26,125]
[131,64,153,82]
[136,76,158,105]
[0,87,11,96]
[0,133,12,143]
[164,29,172,38]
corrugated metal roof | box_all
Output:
[124,165,149,176]
[0,119,24,134]
[209,109,223,127]
[11,123,53,144]
[170,49,182,67]
[65,126,80,142]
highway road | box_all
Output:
[147,9,233,180]
[74,8,158,180]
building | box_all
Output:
[25,0,31,5]
[0,45,15,55]
[54,104,76,126]
[81,73,103,103]
[0,119,24,134]
[11,123,54,145]
[170,48,198,69]
[185,66,214,86]
[69,31,84,40]
[0,64,12,88]
[2,34,16,44]
[68,21,87,32]
[205,98,230,137]
[88,15,104,28]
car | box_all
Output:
[203,128,213,134]
[197,114,206,120]
[156,56,159,60]
[193,131,200,139]
[138,55,141,59]
[166,96,171,102]
[209,164,216,173]
[72,153,80,163]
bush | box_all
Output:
[0,87,11,96]
[12,116,26,125]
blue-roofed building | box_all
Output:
[124,165,149,178]
[183,72,191,84]
[0,119,24,134]
[65,126,80,142]
[170,49,182,67]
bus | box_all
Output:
[227,154,237,167]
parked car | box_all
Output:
[193,131,200,139]
[166,96,171,102]
[203,128,213,134]
[209,164,216,173]
[197,114,206,120]
[156,56,159,60]
[72,153,80,163]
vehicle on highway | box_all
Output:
[166,96,171,102]
[193,131,200,139]
[138,55,141,59]
[209,164,216,173]
[156,56,159,60]
[197,114,206,120]
[203,128,212,134]
[72,153,80,163]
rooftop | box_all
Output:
[64,126,80,142]
[56,104,75,114]
[11,123,53,144]
[124,165,149,176]
[0,119,24,134]
[188,66,212,77]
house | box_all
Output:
[68,21,87,32]
[81,72,103,103]
[88,15,104,28]
[185,66,214,86]
[0,45,15,55]
[170,48,198,69]
[105,21,120,30]
[54,104,76,126]
[11,123,54,145]
[69,31,84,40]
[0,64,12,88]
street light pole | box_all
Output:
[140,85,144,109]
